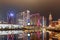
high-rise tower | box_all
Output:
[49,12,53,26]
[49,13,52,21]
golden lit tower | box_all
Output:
[49,12,53,25]
[49,13,52,21]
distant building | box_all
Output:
[16,10,30,26]
[49,13,53,25]
[49,13,52,21]
[30,13,41,25]
[16,12,23,26]
[7,14,15,24]
[48,19,60,27]
[17,19,23,25]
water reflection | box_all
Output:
[0,30,44,40]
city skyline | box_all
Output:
[0,0,60,21]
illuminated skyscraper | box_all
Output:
[22,11,27,26]
[30,13,40,25]
[49,13,52,21]
[7,11,15,24]
[26,10,30,25]
[16,10,30,26]
[49,12,53,25]
[16,12,23,26]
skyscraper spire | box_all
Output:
[49,12,52,21]
[49,12,53,26]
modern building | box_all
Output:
[16,10,30,26]
[49,13,53,25]
[30,13,41,26]
[7,11,15,24]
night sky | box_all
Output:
[0,0,60,21]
